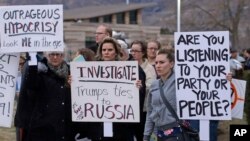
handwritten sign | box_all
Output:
[70,61,140,122]
[0,5,63,53]
[231,79,246,119]
[0,53,19,127]
[175,31,231,120]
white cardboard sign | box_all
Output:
[70,61,140,122]
[175,31,231,120]
[0,5,63,53]
[0,53,19,127]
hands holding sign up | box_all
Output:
[136,80,142,88]
[226,72,233,81]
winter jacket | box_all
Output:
[143,71,177,141]
[15,58,71,141]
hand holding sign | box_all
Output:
[70,61,140,122]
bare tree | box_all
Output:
[182,0,248,49]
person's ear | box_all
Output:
[170,61,174,69]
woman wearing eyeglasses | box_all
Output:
[130,40,157,108]
[15,51,71,141]
[146,40,161,66]
[130,40,157,141]
[146,40,161,79]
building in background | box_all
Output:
[63,3,173,60]
[0,2,174,60]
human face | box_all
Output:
[155,54,174,79]
[231,52,237,59]
[18,57,26,71]
[48,52,64,67]
[95,25,108,44]
[131,43,143,62]
[147,42,158,59]
[243,50,250,58]
[101,43,117,61]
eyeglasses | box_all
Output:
[49,53,62,57]
[130,50,142,53]
[95,32,106,35]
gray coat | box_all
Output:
[143,71,177,140]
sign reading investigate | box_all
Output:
[70,61,140,122]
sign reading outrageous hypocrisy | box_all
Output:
[0,5,63,53]
[175,31,231,120]
[0,53,19,127]
[70,61,140,122]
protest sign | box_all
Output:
[175,31,231,120]
[70,61,140,122]
[231,79,246,119]
[0,5,63,53]
[0,53,19,127]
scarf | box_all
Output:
[47,61,69,81]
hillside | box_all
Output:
[1,0,250,48]
[1,0,167,26]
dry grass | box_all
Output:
[0,126,16,141]
[217,117,248,141]
[0,101,17,141]
[0,117,247,141]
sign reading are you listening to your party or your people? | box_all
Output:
[174,31,231,120]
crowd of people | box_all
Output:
[14,24,237,141]
[230,48,250,79]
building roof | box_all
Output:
[64,2,156,20]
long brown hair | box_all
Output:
[77,48,96,61]
[130,40,147,59]
[96,37,122,61]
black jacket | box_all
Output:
[15,58,71,141]
[87,43,99,54]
